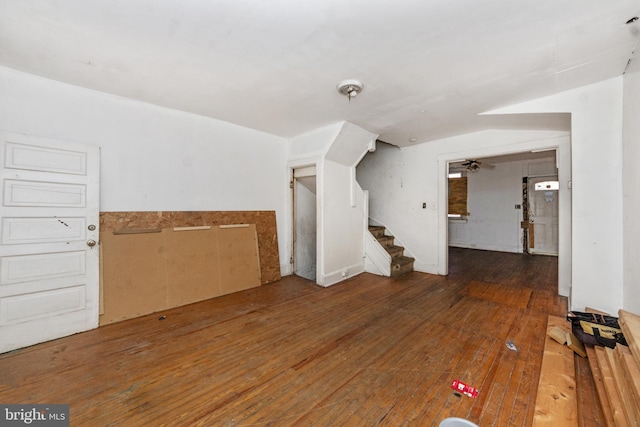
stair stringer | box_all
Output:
[368,217,416,261]
[364,231,391,276]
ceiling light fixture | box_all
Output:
[337,79,364,102]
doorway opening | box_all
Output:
[525,175,559,256]
[442,144,569,295]
[292,166,317,281]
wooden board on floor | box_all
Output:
[585,345,615,427]
[604,346,639,426]
[615,345,640,423]
[533,315,577,426]
[566,332,587,358]
[594,345,629,427]
[619,310,640,367]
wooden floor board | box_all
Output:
[0,247,589,426]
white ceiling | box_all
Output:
[1,1,639,146]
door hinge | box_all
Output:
[290,181,294,189]
[290,256,293,264]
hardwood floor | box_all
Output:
[0,248,574,426]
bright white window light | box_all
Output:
[534,181,559,191]
[448,172,462,178]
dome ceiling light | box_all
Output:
[337,79,364,102]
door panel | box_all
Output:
[3,179,86,207]
[528,176,559,255]
[1,251,86,284]
[2,217,86,244]
[1,285,86,325]
[0,131,99,353]
[4,141,87,175]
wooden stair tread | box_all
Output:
[391,255,414,265]
[368,226,385,238]
[368,224,414,277]
[384,245,405,258]
[376,235,395,246]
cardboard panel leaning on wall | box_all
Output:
[165,227,222,308]
[219,225,262,294]
[100,230,169,323]
[100,224,262,325]
[100,211,280,283]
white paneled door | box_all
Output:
[528,175,559,256]
[0,131,99,353]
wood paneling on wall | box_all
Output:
[100,211,281,283]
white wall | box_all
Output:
[490,77,624,314]
[0,66,290,267]
[321,159,366,285]
[288,121,377,286]
[288,123,342,161]
[357,130,571,292]
[450,163,524,253]
[623,56,640,314]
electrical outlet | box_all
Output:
[515,204,521,209]
[422,202,427,209]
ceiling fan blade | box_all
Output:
[480,162,496,169]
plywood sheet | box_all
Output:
[533,315,577,427]
[219,225,261,294]
[100,224,263,325]
[100,230,167,324]
[165,227,221,308]
[100,211,280,283]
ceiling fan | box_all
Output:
[461,159,495,172]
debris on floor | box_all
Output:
[451,379,479,398]
[506,341,517,351]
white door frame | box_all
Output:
[292,166,317,281]
[437,135,571,297]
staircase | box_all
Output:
[368,225,414,277]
